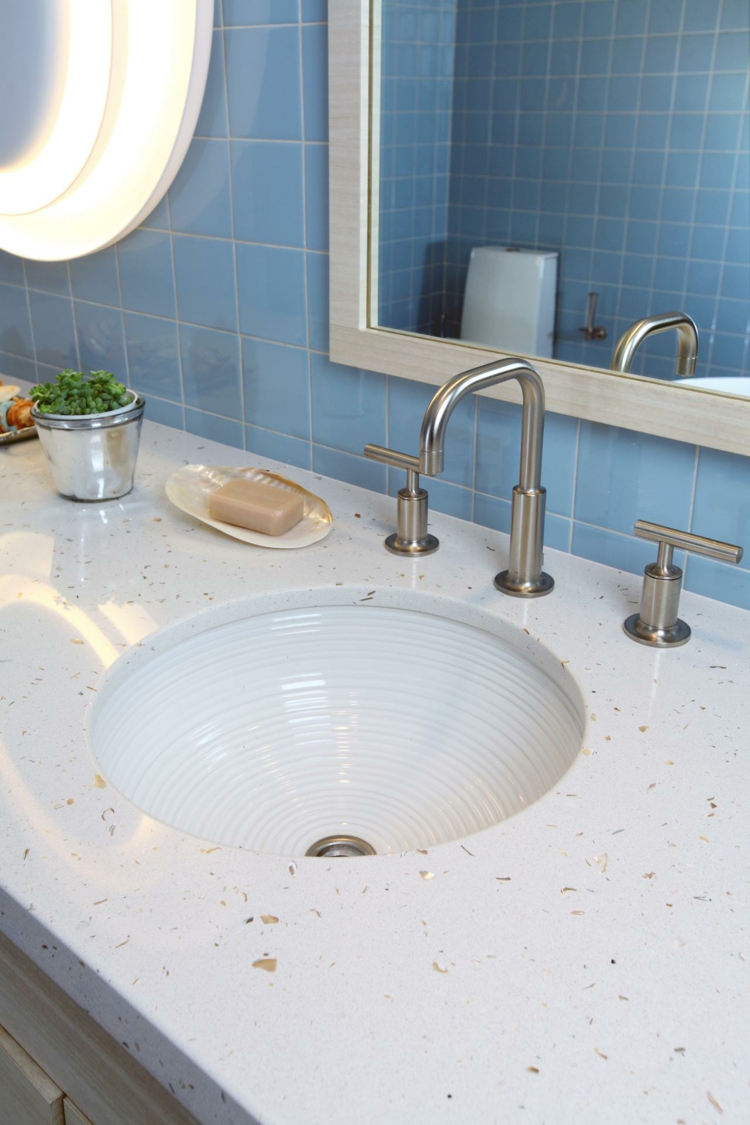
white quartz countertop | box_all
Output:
[1,422,748,1125]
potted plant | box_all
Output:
[30,370,145,501]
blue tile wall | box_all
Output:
[0,0,747,611]
[443,0,746,382]
[379,0,458,334]
[380,0,749,383]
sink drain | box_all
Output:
[306,835,377,858]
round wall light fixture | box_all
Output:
[0,0,213,261]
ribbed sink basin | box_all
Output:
[92,605,585,856]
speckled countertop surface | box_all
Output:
[1,421,748,1125]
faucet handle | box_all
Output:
[632,519,743,564]
[363,443,421,473]
[624,519,743,647]
[363,444,439,557]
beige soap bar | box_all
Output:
[209,477,304,535]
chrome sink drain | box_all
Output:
[306,835,377,858]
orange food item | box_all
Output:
[6,400,34,430]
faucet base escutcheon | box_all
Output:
[623,613,691,648]
[494,570,555,598]
[385,531,439,557]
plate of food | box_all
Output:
[0,383,37,444]
[165,464,333,549]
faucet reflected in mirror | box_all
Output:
[365,357,554,598]
[376,0,749,387]
[612,311,700,377]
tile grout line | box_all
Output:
[297,4,315,471]
[568,417,582,553]
[219,19,247,453]
[164,193,187,432]
[19,259,40,381]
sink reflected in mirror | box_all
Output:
[91,604,585,856]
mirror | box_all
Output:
[374,0,749,396]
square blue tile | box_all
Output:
[301,0,326,21]
[185,407,244,449]
[615,0,648,35]
[311,354,385,454]
[180,322,241,417]
[306,252,329,352]
[73,301,126,376]
[69,248,120,306]
[674,74,710,111]
[24,259,70,296]
[683,0,720,32]
[225,27,302,139]
[720,0,750,30]
[118,229,176,318]
[574,422,696,534]
[231,141,305,246]
[145,397,184,428]
[223,0,298,24]
[721,263,750,299]
[169,139,232,238]
[692,447,750,569]
[571,523,659,577]
[0,350,35,382]
[0,250,23,287]
[305,144,329,251]
[303,24,328,142]
[685,555,750,610]
[173,235,237,331]
[237,243,307,345]
[678,33,716,73]
[649,0,683,33]
[0,283,33,358]
[123,312,181,401]
[477,400,578,517]
[245,423,312,470]
[242,337,309,437]
[195,30,228,137]
[28,292,78,369]
[312,445,386,493]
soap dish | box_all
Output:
[166,464,333,549]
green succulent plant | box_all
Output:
[30,370,134,416]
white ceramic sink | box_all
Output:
[91,605,585,856]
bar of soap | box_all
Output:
[209,477,304,536]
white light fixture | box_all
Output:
[0,0,213,261]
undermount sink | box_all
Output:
[91,604,585,856]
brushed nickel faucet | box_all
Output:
[611,311,699,377]
[624,520,743,647]
[364,357,554,598]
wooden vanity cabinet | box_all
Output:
[0,931,200,1125]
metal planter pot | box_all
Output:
[31,394,145,502]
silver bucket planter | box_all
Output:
[31,394,145,501]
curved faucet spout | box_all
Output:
[419,357,553,598]
[419,358,545,487]
[611,312,699,377]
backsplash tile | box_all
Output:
[1,2,747,613]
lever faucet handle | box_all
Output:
[362,444,439,558]
[363,443,421,474]
[624,519,744,648]
[633,519,743,565]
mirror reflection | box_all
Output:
[375,0,749,393]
